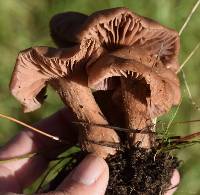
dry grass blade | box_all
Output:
[178,0,200,109]
[175,119,200,124]
[177,131,200,142]
[72,121,156,134]
[176,42,200,110]
[179,0,200,35]
[163,140,200,151]
[0,152,37,164]
[165,0,200,132]
[166,97,182,132]
[177,41,200,73]
[182,70,200,110]
[0,113,61,142]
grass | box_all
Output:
[0,0,200,194]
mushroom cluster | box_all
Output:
[10,8,180,158]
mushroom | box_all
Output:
[9,8,180,160]
[9,46,119,159]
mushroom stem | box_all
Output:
[121,78,155,148]
[50,77,120,158]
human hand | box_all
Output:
[0,109,180,195]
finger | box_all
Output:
[1,155,109,195]
[53,154,109,195]
[164,169,180,195]
[0,108,78,190]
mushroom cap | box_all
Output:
[9,46,87,112]
[77,7,180,71]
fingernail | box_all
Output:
[71,154,107,185]
[171,169,180,186]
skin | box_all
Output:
[0,109,179,195]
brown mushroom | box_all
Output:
[10,46,119,158]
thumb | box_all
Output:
[56,154,109,195]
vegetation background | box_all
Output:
[0,0,199,194]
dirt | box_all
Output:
[106,146,179,195]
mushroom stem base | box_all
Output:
[120,78,154,148]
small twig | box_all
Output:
[86,139,123,150]
[0,113,61,142]
[162,141,199,152]
[72,121,156,134]
[179,0,200,35]
[173,131,200,142]
[165,184,179,193]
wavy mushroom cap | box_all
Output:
[9,46,88,112]
[87,52,180,119]
[78,7,180,71]
[10,7,180,113]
